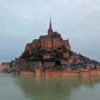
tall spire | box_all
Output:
[50,18,52,29]
[48,17,53,33]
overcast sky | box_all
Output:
[0,0,100,62]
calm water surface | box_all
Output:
[0,73,100,100]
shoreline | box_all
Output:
[18,69,100,77]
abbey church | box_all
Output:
[11,19,100,74]
[25,20,71,54]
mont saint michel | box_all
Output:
[1,0,100,100]
[2,20,98,77]
[1,22,100,99]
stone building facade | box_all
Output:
[25,20,71,54]
[0,62,10,72]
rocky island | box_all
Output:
[10,20,100,77]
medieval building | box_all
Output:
[25,19,71,54]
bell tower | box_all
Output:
[48,18,53,35]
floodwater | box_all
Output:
[0,73,100,100]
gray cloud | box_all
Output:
[0,0,100,62]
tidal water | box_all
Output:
[0,73,100,100]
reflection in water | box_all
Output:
[16,76,100,100]
[0,73,28,100]
[0,73,100,100]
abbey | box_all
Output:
[10,19,100,77]
[25,19,71,54]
